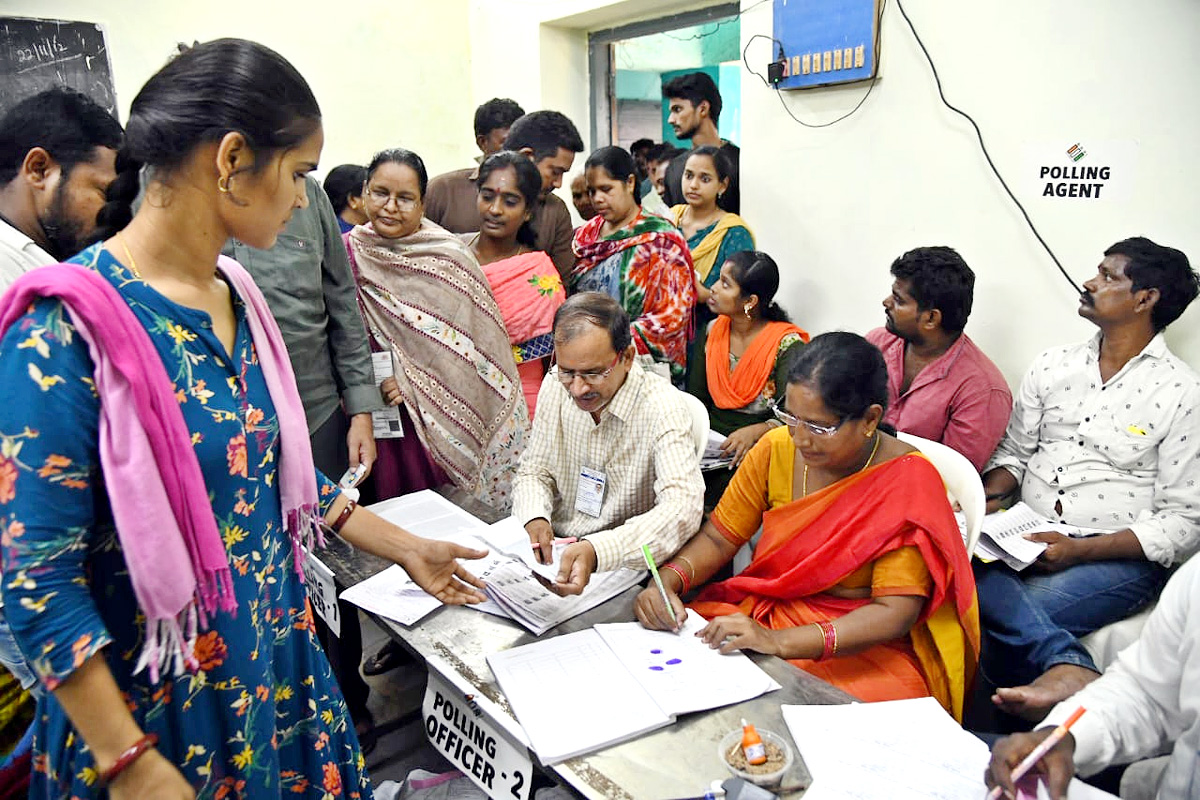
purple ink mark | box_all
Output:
[649,665,664,671]
[650,649,662,654]
[666,658,682,665]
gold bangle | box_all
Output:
[675,555,696,584]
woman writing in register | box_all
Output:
[636,332,980,720]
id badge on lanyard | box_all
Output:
[575,466,606,517]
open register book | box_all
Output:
[975,502,1107,570]
[341,491,643,635]
[487,610,780,764]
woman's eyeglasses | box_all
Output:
[366,186,419,210]
[771,401,846,437]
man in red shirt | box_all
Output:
[866,246,1011,471]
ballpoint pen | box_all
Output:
[642,543,679,628]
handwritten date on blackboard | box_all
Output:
[0,17,118,119]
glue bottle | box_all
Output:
[740,718,767,765]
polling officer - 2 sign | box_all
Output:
[423,673,533,799]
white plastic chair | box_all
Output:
[895,432,984,557]
[677,390,710,458]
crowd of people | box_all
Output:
[0,36,1196,800]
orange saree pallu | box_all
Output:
[693,452,980,721]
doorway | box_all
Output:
[588,4,741,152]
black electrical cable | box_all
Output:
[743,0,886,128]
[662,0,774,43]
[662,16,736,42]
[894,0,1081,294]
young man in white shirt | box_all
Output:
[978,237,1200,721]
[513,292,704,595]
[0,86,122,289]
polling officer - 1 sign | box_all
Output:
[423,673,533,800]
[301,547,340,638]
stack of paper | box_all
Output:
[976,502,1107,570]
[782,697,1115,799]
[341,491,644,635]
[701,429,734,471]
[488,610,781,763]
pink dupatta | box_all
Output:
[0,259,321,682]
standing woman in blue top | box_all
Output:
[0,39,486,798]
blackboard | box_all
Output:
[0,17,117,119]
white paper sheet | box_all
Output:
[370,490,489,538]
[484,516,561,581]
[339,563,443,626]
[594,610,781,717]
[782,698,1116,800]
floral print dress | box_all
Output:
[570,211,698,382]
[0,244,369,798]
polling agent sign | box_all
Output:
[301,547,340,638]
[423,673,533,800]
[1024,139,1137,203]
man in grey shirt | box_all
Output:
[225,176,378,474]
[224,175,379,744]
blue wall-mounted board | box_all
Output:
[772,0,878,90]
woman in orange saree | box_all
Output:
[636,332,980,721]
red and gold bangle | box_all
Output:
[815,620,839,661]
[663,563,691,594]
[100,732,159,786]
[329,498,357,535]
[674,555,697,585]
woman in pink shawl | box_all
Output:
[465,152,565,418]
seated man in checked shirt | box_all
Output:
[977,237,1200,721]
[513,292,705,595]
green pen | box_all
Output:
[641,544,680,629]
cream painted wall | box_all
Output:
[6,0,475,176]
[737,0,1200,383]
[14,0,1197,383]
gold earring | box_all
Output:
[864,429,874,438]
[217,175,231,194]
[743,304,752,319]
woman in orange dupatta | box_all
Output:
[466,152,565,418]
[688,251,809,507]
[637,332,980,721]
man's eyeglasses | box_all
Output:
[552,353,621,386]
[771,401,846,437]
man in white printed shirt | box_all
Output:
[977,237,1200,721]
[986,556,1200,800]
[513,292,704,595]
